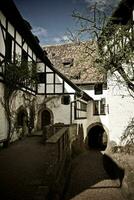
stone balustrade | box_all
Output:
[46,127,69,162]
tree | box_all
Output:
[121,118,134,146]
[70,0,134,95]
[1,56,37,144]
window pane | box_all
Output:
[37,72,46,83]
[100,98,106,115]
[93,101,99,115]
[94,84,103,95]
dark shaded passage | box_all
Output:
[63,150,125,200]
[88,125,107,151]
[0,137,53,200]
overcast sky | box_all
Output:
[14,0,121,46]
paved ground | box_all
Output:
[64,150,127,200]
[0,137,128,200]
[0,136,53,200]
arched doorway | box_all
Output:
[88,124,108,150]
[41,109,51,129]
[16,106,28,137]
[17,108,28,127]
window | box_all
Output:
[37,72,46,83]
[61,95,70,105]
[93,100,99,115]
[5,32,12,62]
[74,100,87,119]
[63,58,74,68]
[93,98,106,115]
[94,84,103,95]
[100,98,106,115]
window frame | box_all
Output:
[94,83,103,95]
[93,98,106,115]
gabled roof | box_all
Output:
[0,0,92,101]
[44,42,106,85]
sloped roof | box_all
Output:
[44,41,106,85]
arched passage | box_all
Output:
[88,124,108,150]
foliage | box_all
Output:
[121,118,134,145]
[71,2,134,94]
[4,57,37,94]
[2,57,37,143]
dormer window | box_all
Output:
[94,83,103,95]
[63,58,74,68]
[52,53,55,57]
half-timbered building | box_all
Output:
[0,0,92,145]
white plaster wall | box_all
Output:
[9,91,34,141]
[46,96,70,124]
[107,73,134,144]
[107,95,134,143]
[0,83,8,141]
[36,95,70,128]
[83,89,109,139]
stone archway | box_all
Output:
[87,123,108,150]
[38,108,54,130]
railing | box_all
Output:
[46,127,69,162]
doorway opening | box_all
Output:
[41,109,51,129]
[88,124,107,150]
[17,108,28,127]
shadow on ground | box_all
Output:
[63,149,125,200]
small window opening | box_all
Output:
[61,95,70,105]
[93,98,106,115]
[63,58,74,68]
[94,83,103,95]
